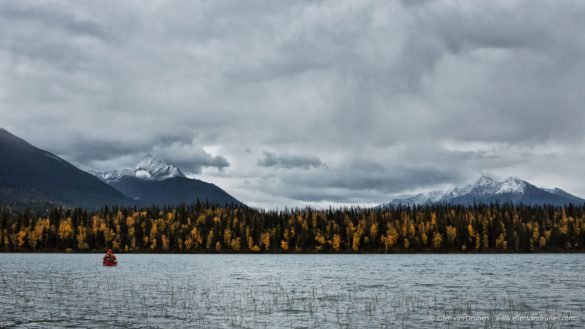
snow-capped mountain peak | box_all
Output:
[386,190,445,206]
[443,184,473,199]
[471,175,499,195]
[467,175,527,196]
[134,154,185,181]
[384,175,584,206]
[496,176,526,194]
[476,175,496,186]
[89,154,185,183]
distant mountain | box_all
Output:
[389,190,444,206]
[384,175,585,207]
[89,154,185,183]
[0,128,133,209]
[543,187,585,205]
[89,155,241,207]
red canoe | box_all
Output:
[103,261,118,266]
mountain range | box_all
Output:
[89,155,241,206]
[384,176,585,207]
[2,127,583,210]
[0,128,241,209]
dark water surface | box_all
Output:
[0,254,583,328]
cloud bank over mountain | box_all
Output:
[2,0,585,208]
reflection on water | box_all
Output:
[0,254,584,328]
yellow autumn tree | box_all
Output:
[281,240,289,252]
[332,234,341,251]
[149,222,158,250]
[369,223,378,243]
[261,232,270,251]
[58,218,73,242]
[230,237,241,252]
[16,228,28,250]
[76,226,89,250]
[432,232,443,249]
[206,230,215,250]
[223,228,232,246]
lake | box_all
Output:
[0,254,583,328]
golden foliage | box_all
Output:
[280,240,289,252]
[1,204,584,253]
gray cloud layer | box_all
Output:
[258,152,324,170]
[2,0,585,208]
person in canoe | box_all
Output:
[103,249,118,266]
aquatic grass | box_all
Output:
[3,275,582,328]
[1,254,584,329]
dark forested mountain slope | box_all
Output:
[0,128,132,209]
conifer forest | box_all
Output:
[2,203,584,253]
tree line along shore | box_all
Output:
[1,203,584,253]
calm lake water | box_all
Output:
[0,254,583,328]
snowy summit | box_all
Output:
[384,175,584,206]
[89,154,185,183]
[133,154,185,181]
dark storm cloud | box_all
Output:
[248,162,457,203]
[2,0,585,208]
[280,163,456,201]
[258,152,324,170]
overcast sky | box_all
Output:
[2,0,585,208]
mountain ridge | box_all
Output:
[0,128,134,209]
[384,175,585,207]
[89,154,185,183]
[88,154,242,207]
